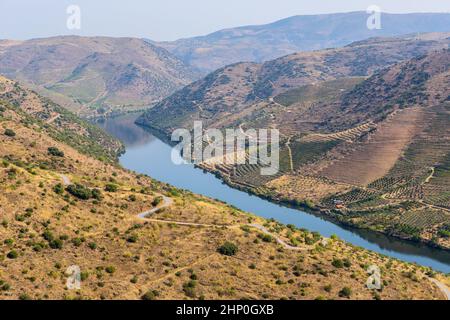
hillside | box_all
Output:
[214,49,450,249]
[0,77,447,300]
[0,76,123,162]
[138,34,450,134]
[0,36,200,117]
[139,37,450,250]
[157,12,450,72]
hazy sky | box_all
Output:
[1,0,450,41]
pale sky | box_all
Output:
[1,0,450,41]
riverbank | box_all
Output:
[94,113,450,272]
[136,118,450,253]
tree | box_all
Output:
[217,242,238,256]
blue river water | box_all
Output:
[96,113,450,273]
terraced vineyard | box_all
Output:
[322,188,382,207]
[301,122,375,143]
[399,208,449,230]
[369,104,450,208]
[290,140,340,171]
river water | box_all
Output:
[96,113,450,273]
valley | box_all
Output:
[1,9,450,301]
[1,77,448,300]
[138,36,450,251]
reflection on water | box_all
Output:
[96,113,450,273]
[95,115,155,148]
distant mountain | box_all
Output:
[0,36,201,117]
[137,34,450,134]
[157,12,450,72]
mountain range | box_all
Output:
[156,12,450,72]
[138,33,450,134]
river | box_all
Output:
[96,113,450,273]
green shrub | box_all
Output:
[71,238,83,247]
[53,183,64,195]
[152,196,163,207]
[338,287,352,298]
[7,250,18,259]
[127,234,139,243]
[4,129,16,137]
[258,233,273,243]
[141,290,159,300]
[66,184,92,200]
[47,147,64,157]
[182,281,197,298]
[104,184,118,192]
[105,266,116,274]
[332,259,344,268]
[217,242,238,256]
[91,188,103,201]
[49,239,63,249]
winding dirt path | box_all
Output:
[60,174,71,186]
[137,195,173,219]
[135,195,449,300]
[428,278,450,300]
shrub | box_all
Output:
[141,290,159,300]
[127,234,138,243]
[258,233,273,243]
[338,287,352,298]
[49,239,63,249]
[42,230,54,241]
[53,183,64,195]
[66,184,92,200]
[91,188,103,201]
[182,281,197,298]
[332,259,344,268]
[7,250,18,259]
[105,266,116,274]
[71,238,83,247]
[152,196,163,207]
[4,129,16,137]
[217,242,238,256]
[47,147,64,157]
[88,242,97,250]
[1,282,10,291]
[104,184,118,192]
[19,293,31,300]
